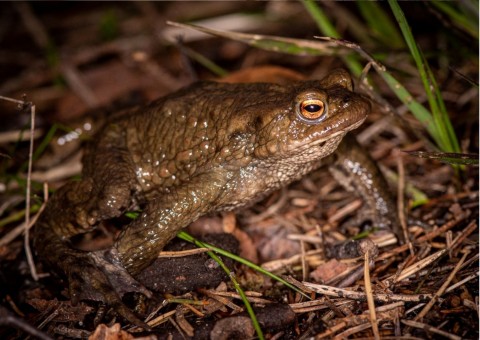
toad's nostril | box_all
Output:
[342,94,351,104]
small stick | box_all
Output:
[396,154,414,252]
[414,251,469,321]
[445,270,479,294]
[24,103,38,281]
[391,249,447,283]
[364,251,380,340]
[303,282,432,302]
[401,319,461,340]
[450,220,477,252]
[0,95,27,105]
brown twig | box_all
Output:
[389,249,448,283]
[0,185,47,248]
[445,269,479,294]
[0,306,53,340]
[60,63,99,108]
[364,251,380,340]
[414,251,469,321]
[396,154,414,252]
[302,282,432,302]
[401,320,461,340]
[13,2,50,49]
[24,103,38,281]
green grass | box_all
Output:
[303,0,462,155]
[356,1,404,49]
[178,231,265,340]
[170,1,472,157]
[388,0,461,154]
[303,0,363,76]
[430,1,479,40]
[99,9,120,41]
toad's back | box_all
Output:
[84,78,368,205]
[97,81,294,192]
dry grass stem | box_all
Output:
[0,128,44,144]
[333,323,372,339]
[327,199,362,223]
[445,270,479,294]
[147,310,176,328]
[24,104,37,281]
[414,251,469,321]
[450,220,478,252]
[158,248,210,258]
[199,289,243,312]
[391,249,448,283]
[287,234,323,244]
[0,183,48,248]
[401,320,462,340]
[261,249,323,272]
[303,282,433,302]
[396,154,414,253]
[364,251,380,340]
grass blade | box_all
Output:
[177,232,265,339]
[167,21,341,57]
[388,0,460,153]
[302,0,363,76]
[406,151,479,166]
[356,1,404,49]
[177,231,311,300]
[430,1,479,39]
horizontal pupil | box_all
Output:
[304,104,321,113]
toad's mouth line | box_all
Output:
[288,111,367,152]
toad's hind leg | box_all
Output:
[34,123,147,327]
[33,181,152,329]
[34,209,151,328]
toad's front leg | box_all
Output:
[329,135,402,240]
[34,170,229,328]
[115,170,231,275]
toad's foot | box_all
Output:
[74,181,134,228]
[66,248,152,329]
[344,203,398,236]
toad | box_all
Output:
[34,68,398,326]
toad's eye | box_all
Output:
[296,99,327,123]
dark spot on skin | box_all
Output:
[254,116,263,130]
